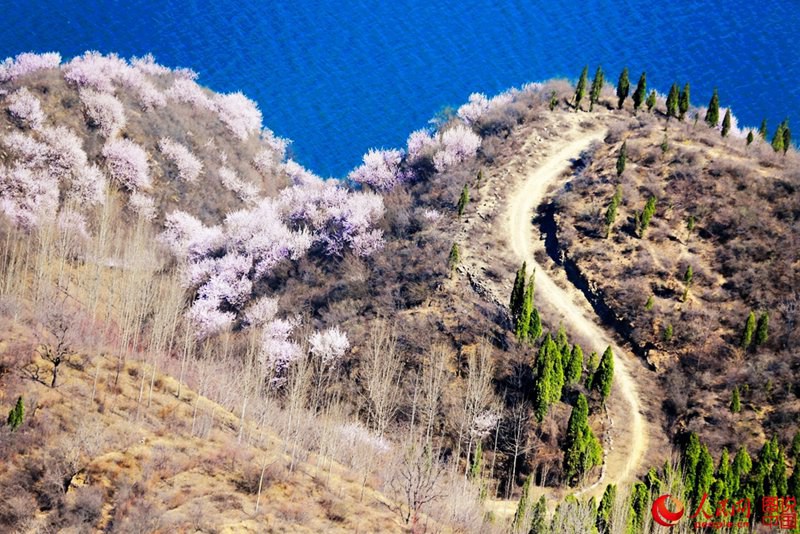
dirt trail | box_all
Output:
[505,129,648,496]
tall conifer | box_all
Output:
[616,68,630,109]
[632,72,647,110]
[705,88,720,127]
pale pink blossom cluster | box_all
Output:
[80,90,126,137]
[421,208,442,223]
[165,78,216,111]
[243,295,280,327]
[57,208,90,242]
[253,130,288,175]
[470,410,500,437]
[432,124,481,172]
[158,138,203,182]
[0,126,105,225]
[219,167,259,203]
[186,299,235,340]
[214,92,263,140]
[63,51,129,93]
[128,191,156,220]
[6,87,45,129]
[0,52,61,83]
[456,93,490,125]
[281,159,323,188]
[102,138,151,190]
[309,326,350,366]
[161,211,223,261]
[406,129,437,160]
[259,316,302,380]
[348,148,406,191]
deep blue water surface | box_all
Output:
[3,1,798,176]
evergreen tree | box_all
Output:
[638,196,657,237]
[692,445,715,508]
[529,308,543,341]
[716,448,732,501]
[741,311,756,349]
[549,91,558,111]
[513,475,532,532]
[447,242,460,271]
[563,393,602,484]
[510,262,527,323]
[759,118,768,139]
[515,275,535,340]
[596,484,616,534]
[574,65,589,110]
[646,90,657,112]
[565,344,583,385]
[469,441,483,480]
[782,123,791,154]
[550,336,565,404]
[772,121,786,153]
[791,430,800,459]
[731,446,752,496]
[632,72,647,110]
[730,386,741,413]
[604,186,622,238]
[589,66,605,111]
[663,324,673,342]
[628,482,649,534]
[746,130,754,145]
[457,184,470,216]
[682,264,693,301]
[584,351,599,389]
[616,142,627,177]
[666,83,679,119]
[644,295,654,311]
[6,396,23,431]
[721,109,732,137]
[555,324,569,355]
[755,312,768,346]
[705,88,720,127]
[592,346,614,403]
[616,67,630,109]
[679,83,691,120]
[533,334,557,421]
[789,462,800,501]
[529,495,547,534]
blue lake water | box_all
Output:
[3,1,798,177]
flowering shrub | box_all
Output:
[243,295,279,327]
[102,139,151,190]
[457,93,490,125]
[80,90,126,137]
[57,209,90,242]
[63,51,129,93]
[6,87,45,129]
[259,317,302,380]
[0,165,59,228]
[68,164,106,206]
[166,78,216,111]
[309,326,350,366]
[219,167,259,203]
[432,124,481,172]
[161,211,223,261]
[0,52,61,83]
[214,92,263,141]
[39,126,89,179]
[348,148,406,191]
[406,129,436,160]
[158,138,203,182]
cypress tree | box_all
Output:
[683,433,702,498]
[666,83,679,119]
[592,346,614,403]
[705,88,720,127]
[692,445,715,508]
[565,344,583,385]
[682,265,693,301]
[6,396,23,431]
[791,430,800,459]
[616,67,630,109]
[616,142,627,176]
[638,196,657,237]
[513,475,532,531]
[759,118,768,139]
[741,311,756,349]
[589,66,605,111]
[716,448,732,501]
[730,386,741,413]
[632,72,647,110]
[679,83,691,120]
[604,185,622,238]
[549,91,558,111]
[783,123,791,154]
[772,121,786,153]
[746,130,754,145]
[448,242,460,271]
[628,482,649,534]
[469,441,483,480]
[646,90,656,112]
[663,324,673,342]
[529,495,547,533]
[596,484,616,534]
[529,307,543,341]
[550,335,565,404]
[515,276,535,340]
[564,393,590,481]
[574,65,589,110]
[533,334,555,421]
[555,324,569,354]
[510,262,527,322]
[755,312,768,346]
[457,184,470,216]
[721,109,732,137]
[789,462,800,501]
[644,295,654,311]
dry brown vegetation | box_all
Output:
[550,110,800,453]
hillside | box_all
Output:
[0,52,798,534]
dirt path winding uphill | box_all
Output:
[504,129,649,498]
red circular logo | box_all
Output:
[651,494,685,527]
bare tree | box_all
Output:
[32,304,76,388]
[455,339,498,476]
[361,320,404,438]
[389,436,446,533]
[419,343,450,445]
